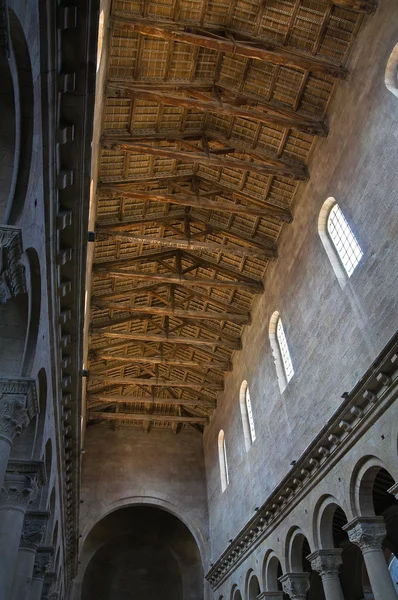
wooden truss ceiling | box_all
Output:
[87,0,368,432]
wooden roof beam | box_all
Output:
[106,85,327,136]
[90,353,232,371]
[92,329,242,349]
[88,393,216,408]
[92,304,251,324]
[112,16,347,78]
[99,185,293,223]
[96,229,277,260]
[88,411,208,424]
[88,375,223,390]
[102,136,308,180]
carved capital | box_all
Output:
[343,516,386,554]
[279,573,310,600]
[0,226,26,303]
[0,378,38,444]
[307,549,342,579]
[32,547,54,580]
[20,510,50,550]
[0,460,46,510]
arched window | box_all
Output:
[239,381,256,451]
[218,430,229,492]
[269,311,294,393]
[318,198,363,285]
[385,43,398,99]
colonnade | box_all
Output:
[0,378,58,600]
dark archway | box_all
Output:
[81,506,204,600]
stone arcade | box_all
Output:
[0,0,398,598]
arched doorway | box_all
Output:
[81,506,204,600]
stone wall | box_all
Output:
[203,0,398,564]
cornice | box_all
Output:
[206,333,398,589]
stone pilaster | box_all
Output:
[279,573,310,600]
[343,517,398,600]
[0,461,46,600]
[0,378,38,488]
[0,226,26,303]
[307,549,344,600]
[28,548,54,600]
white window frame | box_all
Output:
[269,311,294,393]
[239,381,256,451]
[318,197,363,287]
[218,430,229,492]
[385,43,398,99]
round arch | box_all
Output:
[245,569,261,600]
[313,494,350,549]
[262,550,284,592]
[285,526,312,573]
[350,455,394,517]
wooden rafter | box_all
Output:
[90,353,232,370]
[89,411,209,424]
[88,394,216,408]
[112,16,347,78]
[92,330,242,349]
[89,375,223,390]
[92,304,251,324]
[107,84,327,136]
[102,136,308,180]
[99,185,292,223]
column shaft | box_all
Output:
[321,574,345,600]
[362,549,398,600]
[0,507,26,599]
[28,577,44,600]
[0,437,12,488]
[12,547,36,600]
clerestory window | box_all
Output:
[385,43,398,99]
[218,430,229,492]
[269,311,294,393]
[240,381,256,451]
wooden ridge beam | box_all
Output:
[94,269,263,291]
[90,353,232,370]
[96,229,277,260]
[102,136,308,180]
[107,84,327,136]
[89,375,223,390]
[112,16,347,78]
[99,185,293,223]
[89,411,208,424]
[92,329,242,349]
[88,393,216,408]
[92,304,251,324]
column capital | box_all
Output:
[257,593,284,599]
[20,510,50,550]
[32,547,54,581]
[307,548,343,578]
[343,516,386,554]
[0,460,46,511]
[0,226,26,303]
[0,378,38,445]
[279,573,310,599]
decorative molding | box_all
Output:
[20,511,50,550]
[307,549,342,579]
[343,516,386,554]
[206,337,398,589]
[279,573,310,599]
[0,460,46,510]
[0,378,38,444]
[0,226,27,303]
[32,547,54,581]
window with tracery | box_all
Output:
[240,381,256,451]
[327,204,363,277]
[218,430,229,492]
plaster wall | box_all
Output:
[203,0,398,562]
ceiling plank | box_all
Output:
[92,330,242,349]
[92,304,251,324]
[107,84,327,136]
[112,16,347,78]
[99,185,292,223]
[89,411,209,424]
[102,136,308,180]
[88,375,223,390]
[96,229,277,260]
[90,353,232,370]
[88,393,216,408]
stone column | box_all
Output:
[343,516,398,600]
[0,378,38,488]
[307,549,344,600]
[0,460,45,600]
[11,511,49,600]
[257,593,284,599]
[279,573,310,600]
[28,547,54,600]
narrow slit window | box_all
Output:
[245,387,256,444]
[240,381,256,451]
[276,317,294,383]
[327,204,363,277]
[218,430,229,492]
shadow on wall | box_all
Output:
[81,506,204,600]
